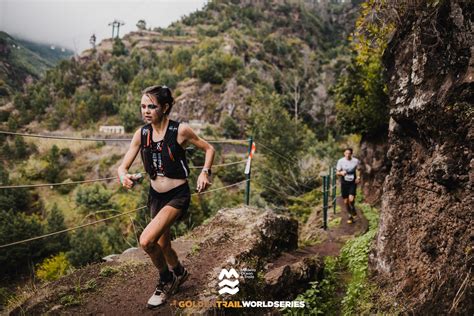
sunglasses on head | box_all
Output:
[142,85,170,94]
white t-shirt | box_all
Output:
[336,157,360,182]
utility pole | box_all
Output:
[109,21,116,38]
[108,20,125,39]
[116,20,125,38]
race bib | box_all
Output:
[344,174,355,182]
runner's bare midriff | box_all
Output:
[150,176,186,193]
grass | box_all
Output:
[328,216,341,228]
[340,202,379,315]
[191,243,201,255]
[282,196,382,316]
[99,266,119,277]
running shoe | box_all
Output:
[147,274,178,309]
[347,216,354,224]
[173,267,190,294]
[350,204,357,217]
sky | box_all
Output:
[0,0,208,53]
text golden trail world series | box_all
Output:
[171,300,306,308]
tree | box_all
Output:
[248,87,316,204]
[75,183,114,215]
[136,20,147,31]
[67,228,104,267]
[13,135,29,159]
[192,51,243,84]
[112,38,127,56]
[0,164,34,213]
[333,0,394,136]
[0,210,45,276]
[44,204,70,255]
[119,101,142,132]
[44,145,61,183]
[221,115,241,139]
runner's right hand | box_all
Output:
[120,173,135,190]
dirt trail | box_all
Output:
[266,197,368,275]
[14,199,368,316]
[73,198,367,315]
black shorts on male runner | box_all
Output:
[148,182,191,221]
[341,181,357,199]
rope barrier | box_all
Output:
[194,179,249,195]
[0,160,247,189]
[253,140,299,164]
[0,176,117,189]
[0,130,248,144]
[188,159,247,169]
[0,206,147,249]
[0,131,128,142]
[0,179,249,249]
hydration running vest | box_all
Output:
[140,120,190,180]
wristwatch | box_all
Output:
[202,168,212,176]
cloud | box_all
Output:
[1,0,207,52]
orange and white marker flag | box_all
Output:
[244,142,256,175]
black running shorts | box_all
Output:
[148,182,191,221]
[341,181,356,198]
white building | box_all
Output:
[99,125,125,134]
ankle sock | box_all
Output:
[173,262,185,276]
[159,268,173,283]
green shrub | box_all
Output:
[44,204,70,255]
[248,87,316,203]
[112,38,127,56]
[0,287,13,307]
[333,0,394,136]
[287,189,322,223]
[0,211,45,276]
[119,101,142,133]
[192,51,243,84]
[216,154,246,185]
[282,256,339,315]
[340,203,379,315]
[333,60,389,136]
[36,252,72,282]
[157,69,181,89]
[44,145,62,183]
[263,34,291,56]
[75,183,114,213]
[56,178,76,194]
[99,222,128,254]
[99,266,119,277]
[0,165,36,213]
[220,115,241,139]
[67,228,104,267]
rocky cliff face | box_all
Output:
[373,1,473,314]
[359,133,390,205]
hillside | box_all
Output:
[0,0,358,136]
[0,1,362,312]
[2,0,471,314]
[9,202,371,315]
[0,31,73,102]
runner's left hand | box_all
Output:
[196,172,212,193]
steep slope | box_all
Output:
[9,199,370,315]
[0,31,73,100]
[373,1,473,314]
[2,0,359,136]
